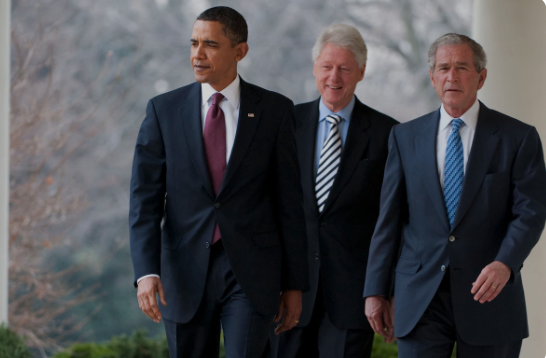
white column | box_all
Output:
[473,1,546,356]
[0,0,10,325]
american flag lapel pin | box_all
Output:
[248,113,254,117]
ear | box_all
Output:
[358,64,366,82]
[477,68,487,90]
[429,69,436,89]
[235,42,249,62]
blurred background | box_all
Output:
[8,0,473,355]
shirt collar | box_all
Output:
[201,74,241,110]
[439,99,480,132]
[318,96,355,123]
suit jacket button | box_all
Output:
[449,235,455,242]
[441,265,446,272]
[214,203,221,209]
[319,221,325,226]
[205,242,210,249]
[315,253,319,260]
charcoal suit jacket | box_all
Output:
[129,78,309,323]
[364,102,546,345]
[295,97,397,329]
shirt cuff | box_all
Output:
[137,274,160,285]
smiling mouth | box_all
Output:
[193,65,210,70]
[328,85,342,90]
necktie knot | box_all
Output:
[326,114,342,126]
[452,118,464,131]
[211,92,224,106]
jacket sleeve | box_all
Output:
[495,126,546,279]
[364,126,406,298]
[129,99,167,287]
[274,99,309,292]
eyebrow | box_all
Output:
[190,39,220,45]
[437,61,470,67]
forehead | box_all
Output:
[435,44,474,63]
[316,43,358,65]
[191,20,228,40]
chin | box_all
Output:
[194,75,209,83]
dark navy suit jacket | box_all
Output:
[364,102,546,345]
[129,78,309,324]
[295,97,397,330]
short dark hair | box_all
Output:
[196,7,248,46]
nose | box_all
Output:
[447,67,458,82]
[329,66,341,82]
[193,43,206,59]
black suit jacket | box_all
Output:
[295,97,397,330]
[129,78,309,324]
[364,102,546,344]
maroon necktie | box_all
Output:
[203,92,226,244]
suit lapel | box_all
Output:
[296,99,321,216]
[320,98,371,216]
[178,83,215,199]
[218,78,262,195]
[452,103,499,229]
[415,110,451,232]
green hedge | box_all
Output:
[51,331,402,358]
[1,325,454,358]
[0,324,32,358]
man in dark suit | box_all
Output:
[129,7,308,358]
[364,33,546,358]
[270,24,397,358]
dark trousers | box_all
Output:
[269,280,374,358]
[397,271,522,358]
[164,241,275,358]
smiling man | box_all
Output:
[364,33,546,358]
[129,7,309,358]
[270,24,397,358]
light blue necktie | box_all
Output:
[444,118,464,227]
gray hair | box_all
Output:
[312,23,367,67]
[428,33,487,72]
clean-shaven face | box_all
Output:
[313,43,365,113]
[429,44,487,117]
[190,20,247,92]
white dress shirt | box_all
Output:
[201,74,241,163]
[137,75,241,285]
[436,99,480,190]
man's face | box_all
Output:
[190,20,248,91]
[313,43,365,112]
[429,44,487,117]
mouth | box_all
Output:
[193,64,211,72]
[445,89,462,93]
[327,85,342,90]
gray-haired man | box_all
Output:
[365,33,546,358]
[270,23,398,358]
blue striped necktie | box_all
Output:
[316,114,342,212]
[444,118,465,227]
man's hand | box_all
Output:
[137,277,167,323]
[471,261,511,304]
[365,296,394,341]
[274,290,302,335]
[384,296,396,343]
